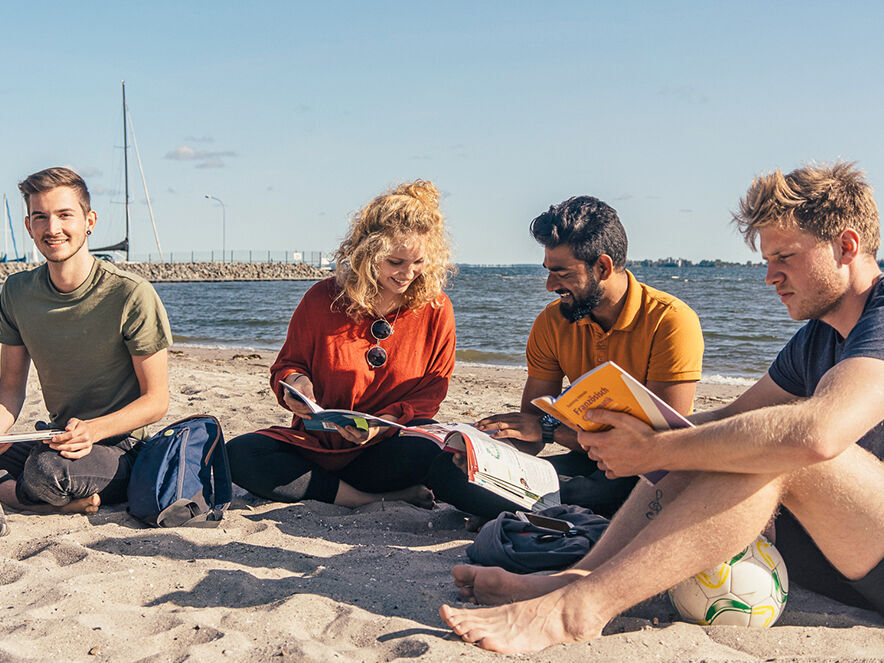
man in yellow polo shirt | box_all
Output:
[478,196,703,516]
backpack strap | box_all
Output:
[209,419,233,517]
[155,494,222,528]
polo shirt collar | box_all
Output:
[576,269,641,334]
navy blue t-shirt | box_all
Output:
[768,276,884,459]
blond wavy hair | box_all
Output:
[734,162,880,255]
[334,180,454,319]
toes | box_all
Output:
[452,564,477,585]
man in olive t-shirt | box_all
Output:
[0,168,171,533]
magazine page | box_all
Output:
[280,381,405,432]
[401,422,477,449]
[279,381,324,414]
[300,411,405,432]
[456,427,560,511]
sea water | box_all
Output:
[155,264,802,382]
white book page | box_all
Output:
[463,429,559,501]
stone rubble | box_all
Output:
[0,261,332,283]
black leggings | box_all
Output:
[227,429,515,519]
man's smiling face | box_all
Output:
[25,186,95,264]
[543,244,602,322]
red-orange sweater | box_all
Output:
[259,278,456,470]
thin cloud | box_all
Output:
[185,135,214,143]
[679,208,694,213]
[195,158,226,169]
[165,144,237,169]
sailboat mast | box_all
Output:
[122,80,130,261]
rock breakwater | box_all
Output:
[0,261,332,283]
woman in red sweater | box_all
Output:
[227,180,463,508]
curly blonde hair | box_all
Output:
[734,162,880,255]
[334,180,455,319]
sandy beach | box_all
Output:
[0,345,881,662]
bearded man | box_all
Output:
[477,196,703,516]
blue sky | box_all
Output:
[2,1,883,264]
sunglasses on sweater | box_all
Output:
[366,317,394,368]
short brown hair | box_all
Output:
[334,180,454,319]
[18,167,91,216]
[734,162,880,256]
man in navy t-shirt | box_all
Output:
[439,162,884,654]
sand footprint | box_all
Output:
[0,559,28,585]
[387,639,431,658]
[18,541,89,567]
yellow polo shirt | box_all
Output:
[526,270,703,385]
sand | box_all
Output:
[0,346,881,662]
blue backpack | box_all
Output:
[127,415,232,527]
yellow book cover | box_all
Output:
[531,361,691,433]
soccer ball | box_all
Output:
[668,535,789,627]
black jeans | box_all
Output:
[0,436,139,507]
[227,427,516,519]
[547,450,638,519]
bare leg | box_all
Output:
[441,470,782,653]
[453,471,697,604]
[0,480,101,514]
[333,481,434,509]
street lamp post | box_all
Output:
[204,194,226,262]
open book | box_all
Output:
[281,382,406,432]
[531,361,693,484]
[405,423,561,511]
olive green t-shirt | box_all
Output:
[0,259,172,436]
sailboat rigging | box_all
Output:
[92,81,163,262]
[1,194,25,263]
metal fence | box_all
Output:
[125,250,330,266]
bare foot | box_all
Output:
[464,515,487,532]
[385,485,435,509]
[57,493,101,514]
[452,564,580,604]
[439,591,604,653]
[335,481,434,509]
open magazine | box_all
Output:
[530,361,694,484]
[280,382,406,432]
[405,423,561,511]
[281,383,560,510]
